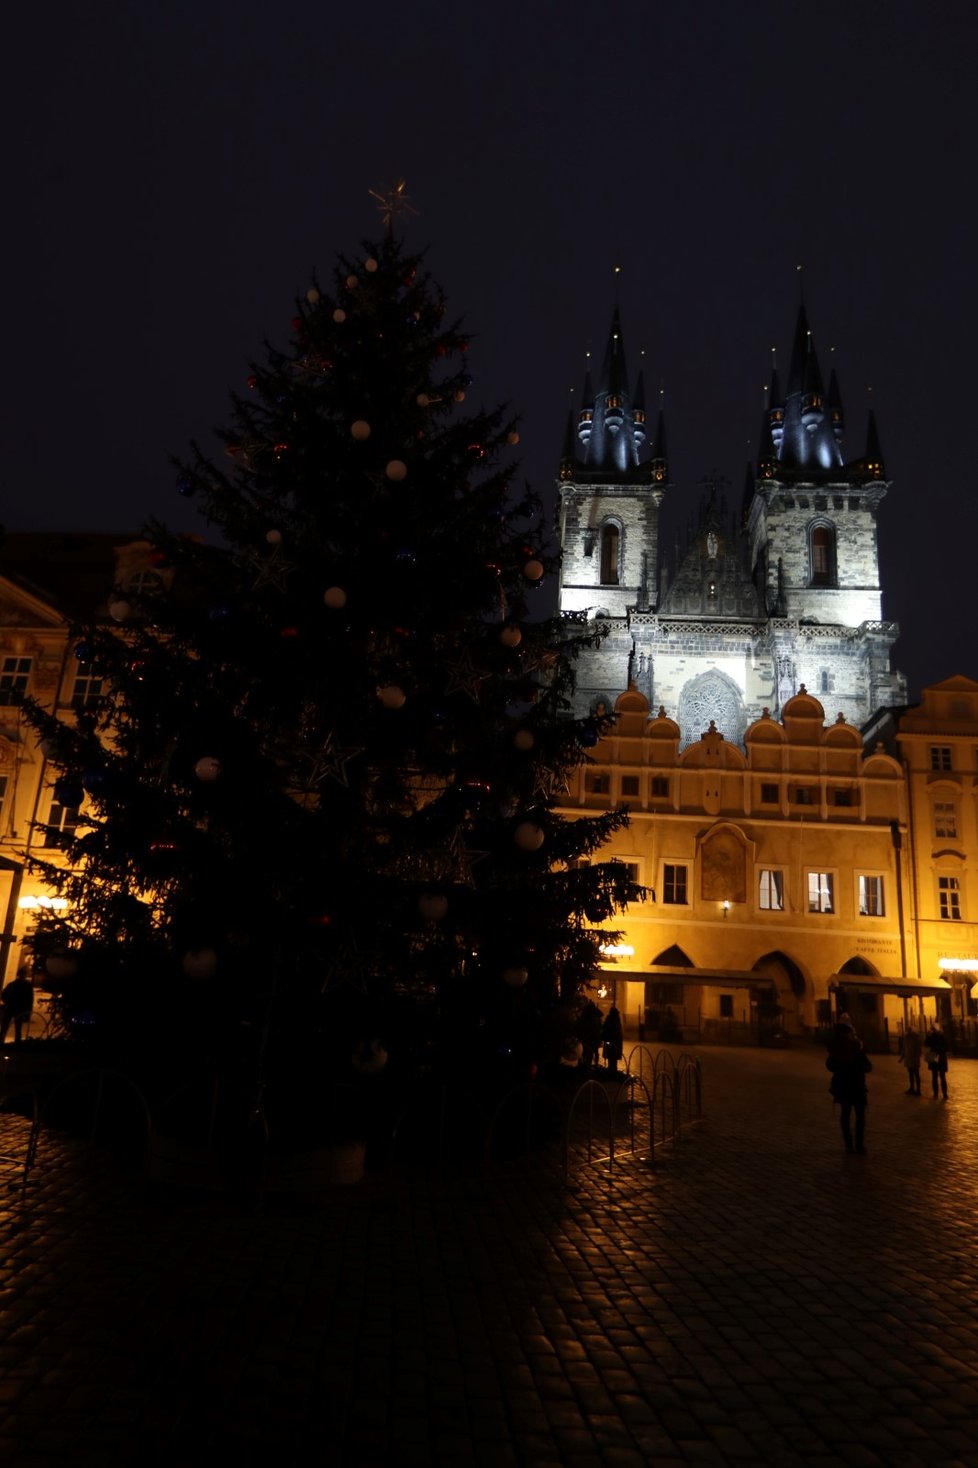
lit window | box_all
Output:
[930,746,952,771]
[934,802,957,839]
[0,656,31,706]
[939,875,962,921]
[808,872,834,913]
[758,870,784,911]
[859,875,884,917]
[663,864,688,905]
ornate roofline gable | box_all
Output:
[0,573,66,629]
[744,709,787,746]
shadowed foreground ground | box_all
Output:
[2,1043,978,1466]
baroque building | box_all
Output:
[557,303,907,741]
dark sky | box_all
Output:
[7,0,975,702]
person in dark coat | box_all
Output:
[0,969,34,1045]
[924,1022,950,1099]
[826,1018,872,1153]
[601,1004,624,1074]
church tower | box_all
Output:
[745,303,905,719]
[557,309,667,619]
[556,296,906,743]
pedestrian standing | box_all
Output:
[601,1004,624,1075]
[898,1027,923,1095]
[924,1022,950,1100]
[826,1017,872,1154]
[0,968,34,1045]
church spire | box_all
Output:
[563,307,655,480]
[776,302,843,472]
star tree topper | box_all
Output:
[368,178,419,232]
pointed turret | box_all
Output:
[768,366,784,451]
[650,406,668,485]
[777,303,843,472]
[827,367,845,445]
[861,409,885,480]
[632,370,647,450]
[564,308,655,480]
[577,365,594,448]
[559,408,576,483]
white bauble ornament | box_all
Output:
[364,257,379,273]
[499,625,522,648]
[513,729,535,751]
[351,1038,388,1075]
[45,952,78,981]
[506,431,520,445]
[418,892,449,922]
[560,1038,584,1066]
[265,528,282,545]
[333,308,347,323]
[377,685,406,710]
[307,287,320,303]
[523,559,544,581]
[502,966,529,988]
[385,459,408,482]
[323,586,347,609]
[345,274,359,288]
[350,419,371,440]
[108,598,131,622]
[454,390,466,402]
[514,822,545,851]
[194,756,222,782]
[416,393,429,407]
[182,947,219,980]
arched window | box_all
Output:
[810,524,836,587]
[599,523,620,585]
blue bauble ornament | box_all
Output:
[579,721,599,748]
[208,604,231,621]
[73,641,93,662]
[176,476,195,497]
[81,768,106,793]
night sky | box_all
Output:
[7,1,975,702]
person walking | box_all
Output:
[924,1021,950,1100]
[826,1016,872,1154]
[898,1026,923,1095]
[601,1004,624,1075]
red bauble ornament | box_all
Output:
[291,316,303,330]
[247,375,258,389]
[280,626,300,639]
[149,548,167,567]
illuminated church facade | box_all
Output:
[557,303,907,742]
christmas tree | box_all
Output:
[24,207,634,1127]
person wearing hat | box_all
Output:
[826,1016,872,1154]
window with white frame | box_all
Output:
[651,775,670,799]
[662,863,688,905]
[938,875,962,921]
[71,662,106,710]
[808,871,835,913]
[0,656,31,706]
[930,746,952,771]
[620,775,640,798]
[43,797,81,849]
[858,875,885,917]
[933,801,958,839]
[586,772,610,794]
[758,869,785,911]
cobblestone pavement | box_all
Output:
[3,1044,978,1467]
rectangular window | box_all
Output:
[760,782,779,804]
[0,773,8,825]
[613,860,643,902]
[586,772,610,794]
[934,802,957,839]
[758,869,784,911]
[930,746,952,771]
[808,872,835,913]
[719,994,734,1019]
[858,875,885,917]
[620,775,639,797]
[43,800,80,849]
[834,788,852,807]
[939,875,962,921]
[0,656,31,706]
[71,663,106,710]
[663,863,688,905]
[793,787,814,806]
[650,776,670,798]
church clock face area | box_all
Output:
[557,300,906,747]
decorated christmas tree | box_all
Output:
[25,200,634,1122]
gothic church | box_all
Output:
[557,304,907,744]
